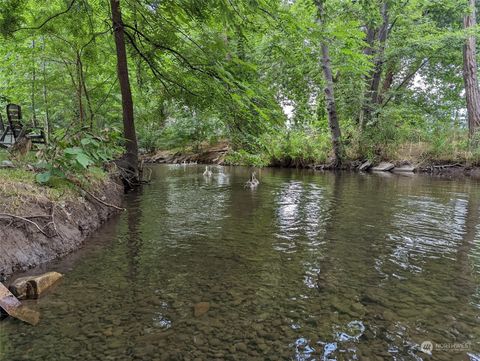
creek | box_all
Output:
[1,165,479,360]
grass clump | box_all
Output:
[0,168,76,202]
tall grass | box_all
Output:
[225,124,480,167]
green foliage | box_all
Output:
[225,149,270,167]
[35,128,122,184]
[138,125,163,153]
[0,150,9,162]
[262,129,332,165]
[155,105,225,151]
[226,127,332,167]
[0,0,476,169]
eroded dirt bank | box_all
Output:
[143,143,229,165]
[0,177,123,279]
[143,144,480,178]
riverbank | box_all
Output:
[142,143,480,178]
[143,142,230,165]
[0,168,124,279]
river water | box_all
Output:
[1,165,480,361]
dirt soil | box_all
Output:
[0,176,124,279]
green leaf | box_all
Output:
[64,147,83,156]
[35,171,52,184]
[35,161,51,170]
[75,153,94,168]
[51,168,66,178]
[80,138,92,146]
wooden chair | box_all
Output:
[6,104,45,144]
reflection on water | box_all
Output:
[1,165,480,361]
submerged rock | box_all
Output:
[235,342,248,352]
[10,272,63,300]
[193,302,210,317]
[382,309,397,322]
[371,162,395,172]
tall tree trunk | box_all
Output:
[369,1,389,105]
[321,44,342,165]
[111,0,139,178]
[41,61,50,141]
[463,0,480,137]
[31,39,37,127]
[315,0,342,166]
[41,37,50,141]
[78,57,95,129]
[360,1,389,128]
[75,51,85,124]
[379,61,395,104]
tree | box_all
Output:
[314,0,342,165]
[463,0,480,137]
[360,0,389,128]
[110,0,139,179]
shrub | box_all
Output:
[35,127,123,185]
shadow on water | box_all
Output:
[1,165,480,361]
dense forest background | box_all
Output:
[0,0,479,171]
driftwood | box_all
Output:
[0,283,40,325]
[431,163,462,168]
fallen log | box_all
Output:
[0,283,40,325]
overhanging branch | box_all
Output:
[13,0,77,33]
[124,30,196,96]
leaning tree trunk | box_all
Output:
[75,52,85,125]
[41,38,51,141]
[111,0,139,180]
[315,0,342,166]
[463,0,480,137]
[360,1,389,128]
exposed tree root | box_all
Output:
[0,213,54,237]
[80,187,125,211]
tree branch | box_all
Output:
[0,213,51,237]
[13,0,77,33]
[123,23,215,79]
[124,30,198,96]
[381,58,430,108]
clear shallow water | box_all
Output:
[1,165,480,361]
